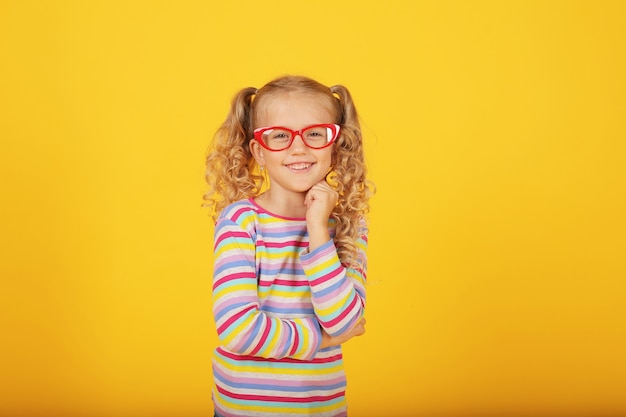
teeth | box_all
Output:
[288,163,311,170]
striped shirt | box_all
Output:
[212,199,367,417]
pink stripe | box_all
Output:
[230,207,253,222]
[256,225,306,234]
[262,240,308,248]
[215,297,256,314]
[321,296,359,328]
[217,305,255,334]
[288,322,299,357]
[217,347,341,364]
[216,385,344,403]
[248,316,271,356]
[258,279,309,287]
[213,272,256,290]
[214,254,255,270]
[214,365,345,387]
[315,289,347,304]
[310,267,342,286]
[259,300,311,310]
[214,230,249,248]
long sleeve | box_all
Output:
[299,233,367,337]
[212,218,322,360]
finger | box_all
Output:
[311,179,334,190]
[308,183,339,201]
[304,190,314,207]
[315,181,335,192]
[306,185,335,202]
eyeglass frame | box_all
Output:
[252,123,341,151]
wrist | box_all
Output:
[307,227,330,253]
[306,220,329,234]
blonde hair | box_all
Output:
[204,75,374,266]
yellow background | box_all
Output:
[1,1,625,416]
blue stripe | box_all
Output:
[213,277,257,294]
[260,305,315,316]
[214,371,345,393]
[214,301,251,322]
[214,260,254,276]
[311,280,344,298]
[258,229,307,239]
[238,315,265,353]
[215,390,345,409]
[258,267,305,276]
[219,309,255,341]
[258,286,310,296]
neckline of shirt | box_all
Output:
[248,197,307,222]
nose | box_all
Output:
[289,134,307,152]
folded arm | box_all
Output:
[300,232,368,338]
[212,219,322,360]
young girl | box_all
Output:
[204,75,373,417]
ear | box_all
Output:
[249,139,266,167]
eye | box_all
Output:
[304,127,328,140]
[263,129,291,142]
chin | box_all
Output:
[293,185,316,193]
[292,180,320,193]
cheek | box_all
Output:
[319,150,334,172]
[327,148,336,166]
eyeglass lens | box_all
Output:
[261,126,333,150]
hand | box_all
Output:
[304,180,338,252]
[319,318,366,349]
[304,180,339,228]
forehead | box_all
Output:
[254,92,337,128]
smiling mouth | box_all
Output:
[286,163,314,171]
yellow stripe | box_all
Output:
[215,241,255,258]
[237,215,255,230]
[293,318,311,359]
[213,282,257,299]
[220,311,256,346]
[258,324,280,357]
[346,269,366,285]
[258,289,310,298]
[257,216,298,225]
[213,354,343,375]
[315,292,352,317]
[256,250,299,260]
[215,394,345,415]
[306,258,336,276]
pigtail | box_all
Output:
[204,87,263,220]
[330,85,375,268]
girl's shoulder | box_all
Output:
[217,198,259,224]
[214,199,261,239]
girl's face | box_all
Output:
[250,92,336,199]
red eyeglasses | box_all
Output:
[253,124,340,151]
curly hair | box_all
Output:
[204,75,374,267]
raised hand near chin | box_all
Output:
[304,180,339,252]
[304,180,339,227]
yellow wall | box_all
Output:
[1,1,625,416]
